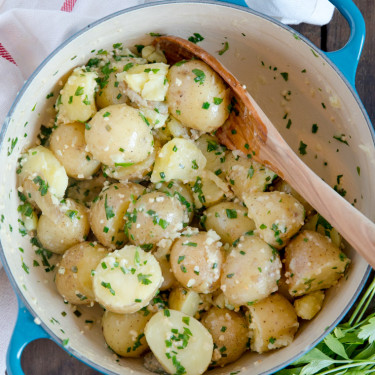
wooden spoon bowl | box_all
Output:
[154,35,375,268]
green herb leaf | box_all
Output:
[218,41,229,55]
[188,33,204,44]
[192,69,206,85]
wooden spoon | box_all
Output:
[154,35,375,268]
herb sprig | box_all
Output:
[276,276,375,375]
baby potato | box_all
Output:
[90,182,144,249]
[303,213,341,248]
[127,191,188,250]
[170,230,223,294]
[169,287,201,316]
[151,138,206,183]
[102,310,152,357]
[154,180,194,222]
[248,293,299,353]
[92,245,163,314]
[167,60,230,132]
[204,202,256,244]
[18,145,68,199]
[294,290,325,320]
[37,199,90,254]
[49,122,100,179]
[144,309,213,375]
[221,234,281,306]
[273,180,313,216]
[55,242,109,304]
[85,104,154,166]
[56,67,97,124]
[244,191,305,249]
[194,134,227,177]
[223,153,276,200]
[201,307,248,367]
[284,230,350,297]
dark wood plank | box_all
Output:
[21,339,100,375]
[326,0,374,124]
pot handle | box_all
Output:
[325,0,365,87]
[6,298,50,375]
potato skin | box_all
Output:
[284,230,350,297]
[170,230,223,294]
[244,191,305,249]
[102,310,152,357]
[85,104,154,166]
[89,182,144,249]
[248,293,299,353]
[49,122,100,179]
[154,180,194,222]
[201,307,248,367]
[127,191,188,249]
[223,153,276,200]
[55,242,109,304]
[204,202,255,244]
[167,60,230,132]
[37,199,90,254]
[221,234,281,306]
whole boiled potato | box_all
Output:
[127,191,188,250]
[85,104,154,166]
[49,122,100,179]
[221,234,281,306]
[154,180,194,222]
[170,230,223,294]
[244,191,305,249]
[284,230,350,297]
[248,293,299,353]
[37,199,90,254]
[223,153,276,201]
[89,182,145,249]
[55,242,109,304]
[102,310,152,357]
[204,201,256,244]
[167,60,230,132]
[201,307,249,367]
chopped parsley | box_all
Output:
[226,209,237,219]
[188,33,204,44]
[192,69,206,85]
[218,41,229,55]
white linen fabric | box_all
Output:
[0,0,334,373]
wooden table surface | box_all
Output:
[18,1,374,374]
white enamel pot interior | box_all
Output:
[1,1,374,375]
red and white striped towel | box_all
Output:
[0,0,334,373]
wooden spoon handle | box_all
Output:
[261,118,375,268]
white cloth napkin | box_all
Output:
[0,0,334,373]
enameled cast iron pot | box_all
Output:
[1,0,374,374]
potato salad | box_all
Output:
[16,40,351,375]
